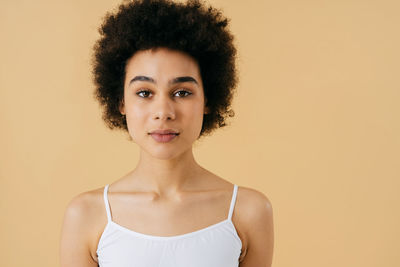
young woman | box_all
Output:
[60,0,274,266]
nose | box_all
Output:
[152,94,176,121]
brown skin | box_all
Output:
[60,48,273,267]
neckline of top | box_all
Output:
[107,218,234,241]
[101,183,240,241]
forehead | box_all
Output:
[124,48,201,81]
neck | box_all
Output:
[130,147,203,196]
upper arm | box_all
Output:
[239,190,274,267]
[60,193,99,267]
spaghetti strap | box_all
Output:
[103,184,112,222]
[96,184,243,267]
[227,184,238,221]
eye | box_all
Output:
[174,90,192,97]
[136,90,152,98]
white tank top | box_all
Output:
[96,184,242,267]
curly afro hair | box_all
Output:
[92,0,238,139]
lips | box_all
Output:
[148,129,179,143]
[149,133,178,143]
[149,129,179,135]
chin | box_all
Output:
[148,150,183,160]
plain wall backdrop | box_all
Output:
[1,0,399,266]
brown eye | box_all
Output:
[136,90,152,98]
[174,90,192,97]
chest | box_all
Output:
[96,220,242,267]
[90,184,247,265]
[108,190,231,237]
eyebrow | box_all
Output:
[129,75,198,86]
[170,76,198,85]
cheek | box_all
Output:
[125,108,147,138]
[185,103,205,131]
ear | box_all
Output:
[204,97,210,114]
[119,98,125,115]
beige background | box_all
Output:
[1,0,399,266]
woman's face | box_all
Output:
[120,47,209,159]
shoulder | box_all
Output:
[60,187,106,263]
[235,185,274,266]
[63,187,105,225]
[236,185,273,221]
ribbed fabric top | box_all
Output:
[96,184,242,267]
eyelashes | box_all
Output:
[136,89,192,98]
[136,90,151,98]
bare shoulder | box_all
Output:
[64,187,103,216]
[235,185,274,267]
[62,187,106,228]
[236,185,273,222]
[60,186,106,266]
